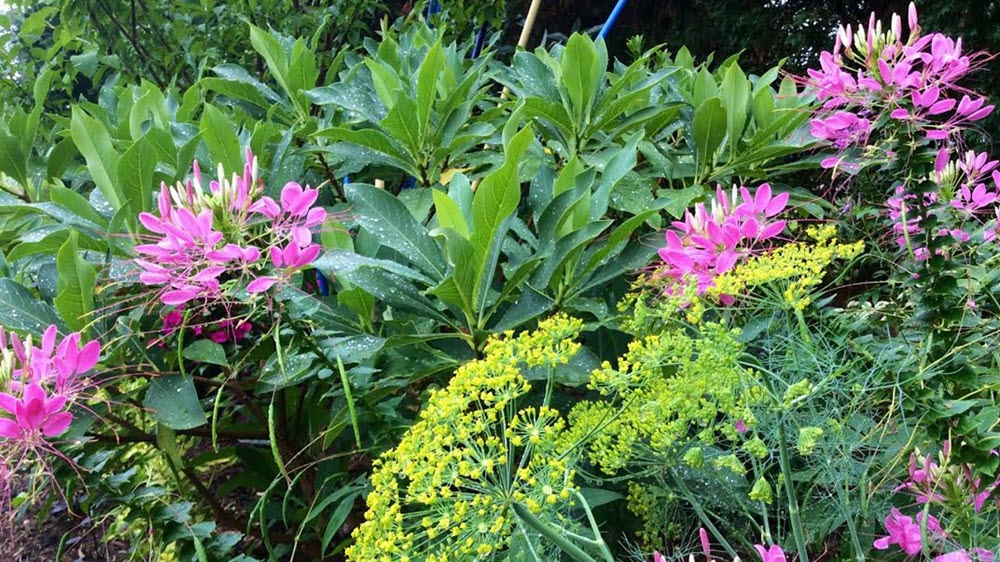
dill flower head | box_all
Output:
[707,225,864,311]
[346,315,585,562]
[562,322,754,475]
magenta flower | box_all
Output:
[659,183,788,301]
[873,507,933,556]
[0,383,72,440]
[0,324,100,443]
[247,240,323,294]
[754,544,787,562]
[134,149,328,310]
[804,2,992,161]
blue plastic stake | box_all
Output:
[427,0,441,18]
[597,0,630,40]
[472,22,489,59]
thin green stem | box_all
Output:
[270,321,291,484]
[512,503,599,562]
[776,422,810,562]
[671,470,738,559]
[336,354,362,448]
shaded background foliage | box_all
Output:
[4,1,998,103]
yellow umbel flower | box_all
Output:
[561,322,756,475]
[346,315,584,562]
[708,225,864,311]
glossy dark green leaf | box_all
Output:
[144,375,207,430]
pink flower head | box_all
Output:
[699,527,711,560]
[279,182,320,218]
[873,508,927,556]
[810,111,871,148]
[0,383,73,441]
[659,184,787,300]
[735,419,748,433]
[135,149,327,308]
[754,544,787,562]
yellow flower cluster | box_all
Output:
[626,481,679,545]
[560,322,756,475]
[708,225,864,311]
[346,315,584,562]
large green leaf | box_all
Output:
[721,63,750,158]
[466,126,535,321]
[416,40,445,133]
[380,97,423,157]
[561,34,604,126]
[249,25,290,99]
[432,188,469,238]
[53,231,96,333]
[144,375,207,430]
[335,265,454,327]
[591,131,642,220]
[118,136,157,216]
[316,128,414,175]
[70,107,122,210]
[692,97,727,176]
[0,278,66,336]
[200,103,243,174]
[0,129,29,190]
[346,183,446,280]
[183,340,228,366]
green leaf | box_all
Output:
[692,97,727,176]
[365,60,403,110]
[144,375,207,430]
[249,25,290,98]
[468,126,535,319]
[432,188,469,238]
[183,340,228,366]
[692,67,718,104]
[561,33,604,126]
[336,265,454,327]
[416,40,445,132]
[118,136,157,216]
[721,63,750,157]
[380,97,422,157]
[470,126,534,259]
[70,107,122,210]
[592,131,642,220]
[53,231,96,332]
[578,487,624,508]
[316,128,414,175]
[346,183,446,280]
[0,278,65,336]
[0,129,29,190]
[657,185,705,218]
[521,97,574,140]
[200,103,243,174]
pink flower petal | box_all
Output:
[247,277,279,294]
[42,412,73,437]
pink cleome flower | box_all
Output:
[0,326,100,448]
[873,507,941,556]
[659,183,788,299]
[804,3,993,152]
[754,544,787,562]
[135,149,327,307]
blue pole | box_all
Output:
[427,0,441,18]
[597,0,630,40]
[472,22,489,59]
